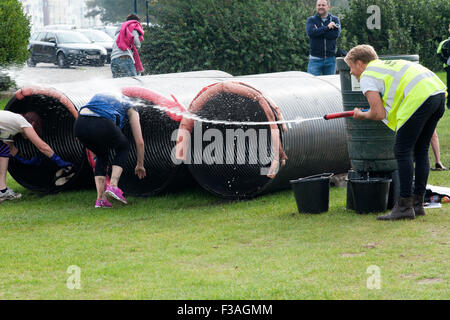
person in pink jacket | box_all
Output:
[110,14,145,78]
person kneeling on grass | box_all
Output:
[344,45,447,221]
[0,110,72,201]
[73,94,146,208]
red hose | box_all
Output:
[324,109,369,120]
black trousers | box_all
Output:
[394,93,445,198]
[74,116,130,177]
[447,68,449,108]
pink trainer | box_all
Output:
[95,199,112,208]
[105,185,127,204]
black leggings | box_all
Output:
[395,93,445,198]
[74,116,130,177]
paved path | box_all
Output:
[5,63,112,88]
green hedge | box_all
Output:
[141,0,315,75]
[140,0,449,75]
[340,0,450,71]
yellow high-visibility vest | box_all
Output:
[361,59,446,131]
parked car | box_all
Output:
[76,29,113,63]
[43,24,76,30]
[27,30,107,68]
[93,25,119,39]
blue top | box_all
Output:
[80,94,136,129]
[306,13,341,58]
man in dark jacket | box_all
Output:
[306,0,341,75]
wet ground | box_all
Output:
[5,63,112,88]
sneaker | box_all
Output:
[54,166,76,186]
[0,188,22,200]
[105,185,127,204]
[95,199,112,208]
[431,163,448,171]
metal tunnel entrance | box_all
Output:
[188,92,274,198]
[5,94,91,193]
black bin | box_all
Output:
[290,173,333,214]
[346,170,364,210]
[350,178,391,214]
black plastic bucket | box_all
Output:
[350,178,391,214]
[290,173,333,214]
[346,170,365,210]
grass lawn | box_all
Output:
[0,74,449,299]
[0,98,9,108]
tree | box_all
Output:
[0,0,31,91]
[86,0,157,24]
[0,0,31,67]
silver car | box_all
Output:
[76,29,114,63]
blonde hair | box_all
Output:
[344,45,378,65]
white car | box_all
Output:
[93,26,119,39]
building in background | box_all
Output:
[19,0,101,31]
[19,0,44,32]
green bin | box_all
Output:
[336,54,419,172]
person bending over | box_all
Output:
[73,94,145,208]
[344,45,446,221]
[0,110,72,200]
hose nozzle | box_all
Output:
[324,108,369,120]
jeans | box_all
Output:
[394,93,445,198]
[307,57,336,76]
[110,56,137,78]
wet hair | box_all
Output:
[126,14,140,22]
[344,44,378,65]
[22,111,42,137]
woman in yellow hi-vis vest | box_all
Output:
[344,45,447,221]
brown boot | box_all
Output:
[413,194,426,216]
[377,197,415,221]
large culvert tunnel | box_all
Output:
[5,86,92,193]
[5,71,232,196]
[176,72,350,199]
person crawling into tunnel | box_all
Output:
[0,110,73,201]
[73,94,146,208]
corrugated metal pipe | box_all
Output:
[176,72,350,199]
[5,71,232,195]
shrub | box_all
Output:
[0,71,15,91]
[340,0,450,70]
[141,0,316,75]
[0,0,31,67]
[136,0,450,74]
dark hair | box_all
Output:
[126,14,140,22]
[22,111,42,137]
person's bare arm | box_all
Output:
[128,108,146,179]
[22,127,54,157]
[19,127,72,167]
[353,91,386,120]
